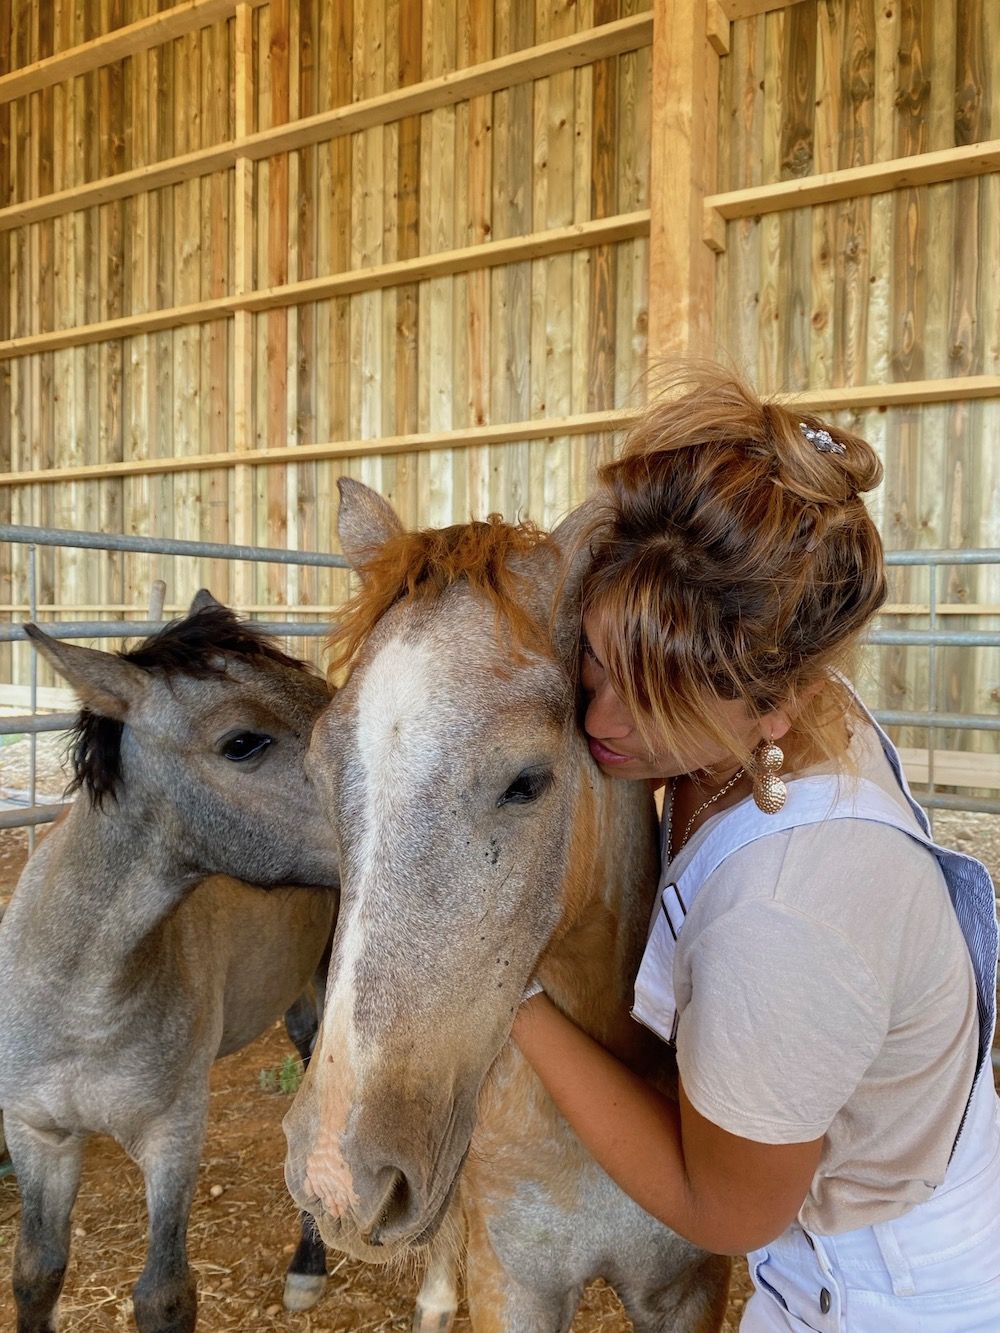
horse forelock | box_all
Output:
[66,604,316,808]
[326,516,556,684]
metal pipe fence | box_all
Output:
[1,527,998,827]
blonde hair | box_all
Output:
[581,366,887,773]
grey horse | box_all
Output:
[0,594,340,1333]
[283,481,730,1331]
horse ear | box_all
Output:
[337,477,403,571]
[188,588,222,616]
[547,494,613,671]
[23,625,150,721]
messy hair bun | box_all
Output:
[582,365,887,772]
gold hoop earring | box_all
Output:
[751,738,787,814]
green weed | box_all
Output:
[258,1054,304,1096]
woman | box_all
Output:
[513,368,1000,1330]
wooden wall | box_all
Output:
[710,0,1000,767]
[1,0,998,783]
[0,0,651,689]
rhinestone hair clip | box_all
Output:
[799,421,846,456]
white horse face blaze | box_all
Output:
[289,600,583,1256]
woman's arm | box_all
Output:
[512,993,823,1255]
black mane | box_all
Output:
[67,604,311,809]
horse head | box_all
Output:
[25,593,340,889]
[284,480,657,1259]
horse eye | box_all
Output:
[497,768,553,807]
[220,732,273,762]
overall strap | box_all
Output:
[674,775,923,902]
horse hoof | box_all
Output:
[283,1271,327,1312]
[412,1305,456,1333]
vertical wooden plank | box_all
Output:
[98,0,125,619]
[232,0,255,611]
[833,0,875,390]
[316,0,353,615]
[756,9,785,391]
[648,0,715,359]
[588,0,618,425]
[292,0,319,639]
[264,0,289,612]
[351,0,386,515]
[417,0,455,527]
[717,12,764,384]
[530,0,575,526]
[569,0,596,507]
[489,0,533,519]
[390,0,423,528]
[778,2,816,390]
[941,0,986,738]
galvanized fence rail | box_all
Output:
[1,527,999,830]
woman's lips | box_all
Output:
[587,735,634,766]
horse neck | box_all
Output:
[541,759,661,1056]
[32,792,197,967]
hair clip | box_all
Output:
[799,421,846,456]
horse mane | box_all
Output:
[68,604,311,810]
[327,515,554,679]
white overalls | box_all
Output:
[632,707,1000,1331]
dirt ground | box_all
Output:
[2,733,998,1331]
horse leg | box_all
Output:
[4,1114,83,1333]
[283,991,318,1066]
[131,1115,203,1333]
[623,1252,731,1333]
[282,1210,328,1312]
[411,1227,460,1332]
[281,989,329,1311]
[464,1202,580,1333]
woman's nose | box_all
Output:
[585,682,633,740]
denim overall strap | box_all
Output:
[850,696,999,1076]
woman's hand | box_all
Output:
[511,996,822,1255]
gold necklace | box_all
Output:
[666,769,744,862]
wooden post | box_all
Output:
[648,0,722,360]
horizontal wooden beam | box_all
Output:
[899,748,1000,791]
[240,212,650,310]
[706,1,732,56]
[0,410,639,486]
[705,139,1000,239]
[784,376,1000,411]
[0,296,235,359]
[0,145,236,232]
[0,212,650,360]
[0,0,268,105]
[0,13,652,232]
[720,0,809,19]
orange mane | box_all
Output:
[327,515,554,682]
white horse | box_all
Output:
[284,482,730,1331]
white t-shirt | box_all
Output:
[669,719,978,1234]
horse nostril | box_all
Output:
[361,1165,411,1246]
